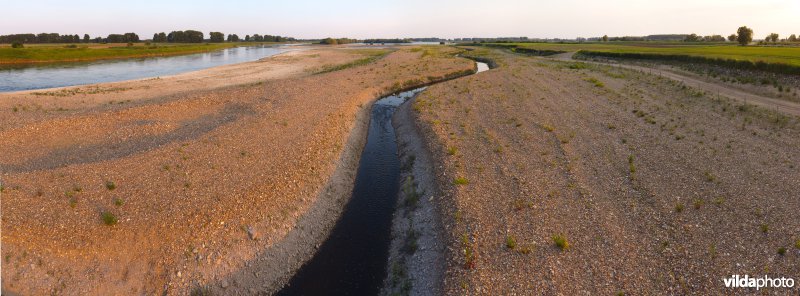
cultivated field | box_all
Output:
[407,47,800,294]
[483,42,800,66]
[0,46,474,295]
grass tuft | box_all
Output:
[447,146,458,156]
[105,180,116,191]
[693,199,704,209]
[552,234,569,251]
[628,155,636,175]
[506,235,517,249]
[101,211,118,226]
[453,177,469,185]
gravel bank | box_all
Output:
[413,48,800,294]
[0,46,474,295]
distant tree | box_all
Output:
[227,34,240,42]
[789,34,798,42]
[727,34,737,42]
[106,34,125,43]
[11,42,23,48]
[209,32,224,43]
[601,35,609,42]
[766,33,779,43]
[245,35,251,42]
[83,34,90,42]
[736,26,753,46]
[185,30,203,43]
[703,35,725,42]
[167,30,202,43]
[319,38,357,45]
[684,33,700,42]
[123,33,140,43]
[153,32,167,43]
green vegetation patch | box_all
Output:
[314,49,390,74]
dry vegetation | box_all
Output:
[411,48,800,294]
[0,45,474,295]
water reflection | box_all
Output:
[0,45,289,92]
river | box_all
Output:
[0,45,290,92]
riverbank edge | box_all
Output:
[382,56,497,296]
[382,92,448,295]
[209,95,375,294]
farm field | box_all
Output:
[405,47,800,294]
[483,42,800,66]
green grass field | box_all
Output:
[484,42,800,66]
[0,42,291,64]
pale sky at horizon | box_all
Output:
[1,0,798,40]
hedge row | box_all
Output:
[464,43,565,56]
[576,50,800,76]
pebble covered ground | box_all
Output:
[412,48,800,294]
[0,46,474,295]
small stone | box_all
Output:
[221,279,229,288]
[246,225,258,240]
[176,271,181,278]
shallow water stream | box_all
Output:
[278,61,489,295]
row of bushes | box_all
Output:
[463,43,565,56]
[576,50,800,76]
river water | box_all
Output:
[0,45,290,92]
[278,61,489,295]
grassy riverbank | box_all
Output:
[0,42,297,64]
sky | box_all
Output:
[1,0,798,40]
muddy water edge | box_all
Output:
[277,61,490,295]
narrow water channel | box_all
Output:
[278,61,488,295]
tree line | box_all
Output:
[596,26,798,45]
[319,38,358,45]
[0,33,119,44]
[2,31,295,44]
